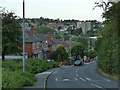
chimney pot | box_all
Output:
[74,40,76,44]
[61,37,64,42]
[49,33,53,39]
[30,26,34,34]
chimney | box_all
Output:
[49,33,52,39]
[30,26,34,34]
[61,37,64,42]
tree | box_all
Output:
[2,11,22,60]
[95,1,119,75]
[35,25,56,35]
[49,51,57,60]
[93,0,114,12]
[70,42,85,60]
[57,55,61,62]
[88,49,97,59]
[49,45,69,62]
[56,45,69,61]
[58,26,61,31]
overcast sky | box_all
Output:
[0,0,108,21]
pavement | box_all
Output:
[22,68,56,89]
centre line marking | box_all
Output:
[74,78,77,80]
[76,74,79,77]
[56,78,58,81]
[86,78,91,81]
[91,83,102,88]
[80,77,86,82]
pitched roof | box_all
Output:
[25,30,47,42]
[42,35,61,45]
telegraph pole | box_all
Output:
[23,0,25,72]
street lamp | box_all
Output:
[23,0,25,72]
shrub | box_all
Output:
[2,69,36,88]
[2,58,59,88]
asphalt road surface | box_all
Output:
[46,61,119,90]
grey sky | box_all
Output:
[0,0,108,21]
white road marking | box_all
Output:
[76,68,80,73]
[74,78,77,80]
[80,77,86,82]
[53,70,57,74]
[63,79,70,82]
[76,74,79,77]
[106,79,110,82]
[56,78,58,81]
[86,78,91,81]
[91,83,102,88]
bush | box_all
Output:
[2,58,59,88]
[49,45,69,62]
[2,69,36,88]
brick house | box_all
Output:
[42,33,61,58]
[23,26,49,59]
[42,33,72,58]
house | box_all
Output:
[41,33,61,58]
[23,26,49,59]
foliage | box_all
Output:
[50,45,69,61]
[56,45,69,61]
[86,49,97,59]
[2,69,36,88]
[53,34,61,39]
[35,25,56,35]
[67,27,82,36]
[2,58,59,88]
[95,1,119,76]
[49,51,57,60]
[63,33,70,41]
[93,0,114,12]
[69,42,85,60]
[72,36,88,49]
[57,55,61,62]
[2,11,22,60]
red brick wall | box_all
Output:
[25,41,49,58]
[25,43,32,58]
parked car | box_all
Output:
[74,60,83,66]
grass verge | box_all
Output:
[2,58,59,88]
[97,68,120,81]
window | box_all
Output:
[37,42,39,49]
[33,43,35,50]
[42,41,44,48]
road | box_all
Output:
[46,61,119,90]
